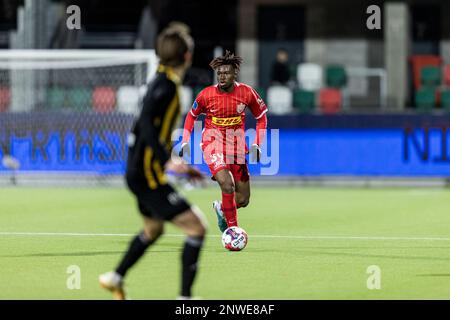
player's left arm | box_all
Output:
[179,92,207,157]
[248,87,268,162]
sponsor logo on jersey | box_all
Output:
[192,100,198,110]
[167,192,182,205]
[236,103,246,113]
[211,116,242,126]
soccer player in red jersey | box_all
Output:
[179,51,268,232]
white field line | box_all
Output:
[0,232,450,242]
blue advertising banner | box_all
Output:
[1,113,450,177]
[270,128,450,176]
[0,113,133,175]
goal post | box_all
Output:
[0,49,158,186]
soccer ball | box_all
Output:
[221,226,248,251]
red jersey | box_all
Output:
[189,82,268,157]
[190,82,267,130]
[181,81,268,167]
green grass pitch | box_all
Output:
[1,186,450,299]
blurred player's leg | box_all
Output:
[98,271,125,300]
[99,217,164,300]
[214,169,238,227]
[171,207,207,299]
[115,217,164,276]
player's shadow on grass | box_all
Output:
[2,251,128,258]
[296,246,450,250]
[2,244,182,258]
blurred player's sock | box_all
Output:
[99,271,126,300]
[212,200,228,232]
[115,231,155,277]
[181,236,204,297]
[221,192,238,227]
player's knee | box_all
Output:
[143,224,164,241]
[186,221,207,238]
[191,205,208,230]
[181,207,208,237]
[238,199,249,208]
[215,171,235,193]
[235,193,250,208]
[219,180,235,194]
[194,216,207,237]
[196,223,207,237]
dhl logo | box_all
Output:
[211,116,242,126]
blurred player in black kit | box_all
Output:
[99,22,207,300]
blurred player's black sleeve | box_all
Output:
[138,80,177,165]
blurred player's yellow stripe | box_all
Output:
[159,93,179,148]
[143,147,158,189]
[153,159,167,185]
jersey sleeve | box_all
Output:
[138,80,176,164]
[189,90,207,117]
[247,87,268,119]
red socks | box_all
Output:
[221,192,238,227]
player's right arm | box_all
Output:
[247,86,268,162]
[179,91,206,157]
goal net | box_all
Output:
[0,50,158,186]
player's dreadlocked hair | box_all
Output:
[209,50,243,71]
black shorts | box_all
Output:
[127,178,191,221]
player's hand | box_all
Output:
[166,160,205,184]
[178,142,190,158]
[186,165,205,184]
[250,144,261,163]
[166,158,187,174]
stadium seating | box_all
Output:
[293,89,315,113]
[0,87,10,112]
[415,86,435,112]
[47,87,66,110]
[318,88,342,114]
[92,86,116,113]
[117,86,140,115]
[325,64,347,88]
[256,87,266,102]
[67,87,92,111]
[267,85,293,114]
[180,85,193,114]
[420,66,441,86]
[297,63,323,91]
[410,55,442,90]
[193,86,204,99]
[444,66,450,87]
[440,89,450,112]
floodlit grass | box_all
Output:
[1,187,450,299]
